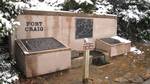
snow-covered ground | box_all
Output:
[130,47,144,55]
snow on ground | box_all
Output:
[130,47,144,55]
[0,51,19,84]
[110,36,144,55]
[111,36,131,43]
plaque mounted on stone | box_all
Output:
[76,18,93,39]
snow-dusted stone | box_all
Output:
[111,36,131,43]
[130,47,144,55]
[96,36,131,57]
[75,0,93,4]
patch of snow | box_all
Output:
[13,22,20,26]
[27,0,64,11]
[1,17,14,31]
[0,53,9,61]
[105,76,109,79]
[93,0,113,15]
[0,1,29,36]
[120,5,146,22]
[8,1,30,10]
[6,75,19,83]
[4,12,10,17]
[0,17,20,35]
[75,0,93,4]
[0,52,19,84]
[74,8,82,13]
[26,0,114,15]
[0,23,2,27]
[24,51,29,54]
[130,47,144,55]
[111,36,131,43]
[27,6,61,11]
[145,0,150,3]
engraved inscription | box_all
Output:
[25,22,44,32]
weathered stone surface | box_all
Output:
[143,74,150,80]
[143,79,150,84]
[114,77,128,83]
[71,50,80,59]
[101,38,121,44]
[115,73,144,83]
[71,56,93,69]
[93,79,103,84]
[128,75,144,83]
[21,37,65,52]
[142,69,150,80]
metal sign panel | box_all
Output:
[83,43,94,50]
[76,18,93,39]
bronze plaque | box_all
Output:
[76,18,93,39]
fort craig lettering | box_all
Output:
[25,22,44,32]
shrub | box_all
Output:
[0,0,29,37]
[62,0,96,13]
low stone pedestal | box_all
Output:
[95,36,131,57]
[15,37,71,77]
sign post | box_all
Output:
[83,38,94,84]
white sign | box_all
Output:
[83,38,94,50]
